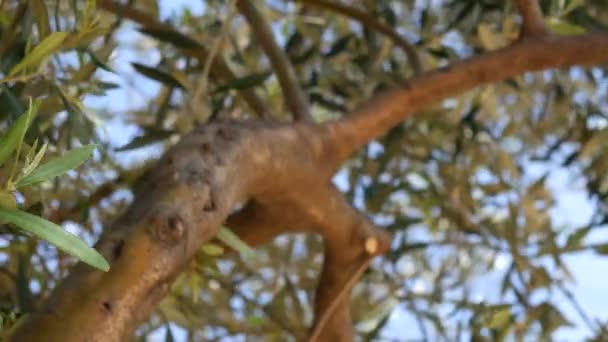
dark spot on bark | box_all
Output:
[112,239,124,260]
[203,197,215,212]
[184,169,202,185]
[154,215,186,245]
[43,307,56,315]
[200,142,211,153]
[166,157,174,165]
[215,154,223,166]
[102,301,112,312]
[216,127,233,140]
[439,65,451,73]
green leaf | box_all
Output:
[546,17,586,35]
[18,142,48,180]
[212,72,271,94]
[593,242,608,255]
[0,99,38,167]
[86,49,114,73]
[359,297,398,332]
[116,130,174,152]
[138,27,202,49]
[96,81,120,90]
[201,243,224,256]
[247,315,265,327]
[0,84,26,116]
[0,208,109,271]
[0,191,16,209]
[131,63,186,89]
[16,254,33,313]
[324,34,354,57]
[30,0,51,39]
[564,225,591,251]
[16,144,96,187]
[485,307,512,329]
[217,227,254,256]
[9,31,69,76]
[164,325,175,342]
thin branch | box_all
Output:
[297,0,422,74]
[558,285,596,333]
[96,0,274,119]
[237,0,312,122]
[188,0,238,119]
[322,31,608,168]
[515,0,548,37]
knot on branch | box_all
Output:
[363,227,392,257]
[149,214,186,246]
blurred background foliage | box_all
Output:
[1,0,608,340]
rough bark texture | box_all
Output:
[8,3,608,341]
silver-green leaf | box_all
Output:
[16,144,96,187]
[0,100,38,167]
[0,208,109,271]
[217,227,254,257]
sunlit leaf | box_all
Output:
[30,0,50,38]
[9,32,69,75]
[18,142,48,180]
[0,99,39,167]
[216,227,254,256]
[16,144,96,187]
[485,307,512,329]
[201,243,224,256]
[247,316,265,327]
[212,72,271,94]
[564,225,591,251]
[0,191,16,209]
[358,297,398,332]
[0,208,109,271]
[546,17,586,35]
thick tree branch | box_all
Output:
[515,0,548,37]
[321,32,608,169]
[296,0,422,74]
[237,0,312,122]
[96,0,275,119]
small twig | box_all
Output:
[189,0,237,119]
[297,0,422,74]
[96,0,275,119]
[515,0,548,37]
[238,0,312,122]
[558,285,596,333]
[200,2,236,88]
